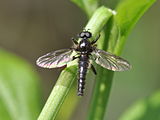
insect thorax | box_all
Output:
[78,39,92,53]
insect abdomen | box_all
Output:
[78,54,89,96]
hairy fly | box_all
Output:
[36,30,131,96]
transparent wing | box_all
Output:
[36,49,73,68]
[91,49,131,71]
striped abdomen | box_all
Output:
[78,54,89,96]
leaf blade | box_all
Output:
[113,0,156,54]
[0,48,42,120]
[119,90,160,120]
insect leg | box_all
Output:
[91,64,97,75]
[71,37,78,45]
[91,34,100,44]
[72,56,80,60]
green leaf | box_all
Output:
[87,0,156,120]
[119,90,160,120]
[108,0,156,55]
[0,48,42,120]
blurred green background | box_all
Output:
[0,0,159,120]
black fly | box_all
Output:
[36,30,131,96]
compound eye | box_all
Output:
[85,32,92,38]
[79,32,85,38]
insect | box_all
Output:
[36,30,131,96]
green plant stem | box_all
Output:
[37,6,113,120]
[87,69,114,120]
[87,20,116,120]
[85,6,113,39]
[38,66,77,120]
[71,0,100,17]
